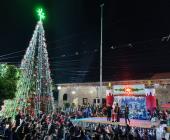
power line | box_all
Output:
[0,55,23,61]
[0,50,25,58]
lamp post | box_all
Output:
[99,3,104,104]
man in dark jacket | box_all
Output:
[125,103,130,124]
[15,112,21,127]
[107,105,112,121]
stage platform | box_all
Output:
[72,117,160,129]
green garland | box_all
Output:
[114,88,144,92]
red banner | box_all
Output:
[106,90,114,106]
[146,95,157,114]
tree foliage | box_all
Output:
[0,64,20,106]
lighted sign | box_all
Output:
[125,88,132,94]
[113,84,145,95]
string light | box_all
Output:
[37,8,45,22]
[2,9,54,117]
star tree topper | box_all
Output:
[37,8,45,22]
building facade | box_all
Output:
[56,73,170,107]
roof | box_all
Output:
[57,74,170,87]
[151,72,170,79]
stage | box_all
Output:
[72,117,160,129]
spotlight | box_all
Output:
[57,86,61,90]
[72,91,76,94]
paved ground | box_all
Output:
[75,117,159,129]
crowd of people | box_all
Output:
[0,110,156,140]
[150,108,169,121]
[0,103,169,140]
[71,103,128,124]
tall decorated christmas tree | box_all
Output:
[2,8,55,117]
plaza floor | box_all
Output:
[73,117,160,129]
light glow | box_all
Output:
[57,86,61,90]
[72,91,76,94]
[37,8,45,22]
[90,90,94,94]
[125,88,132,94]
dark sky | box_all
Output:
[0,0,170,83]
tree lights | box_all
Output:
[37,8,45,22]
[1,8,54,118]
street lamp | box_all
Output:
[57,86,61,90]
[98,3,104,104]
[72,91,76,95]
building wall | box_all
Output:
[155,85,170,105]
[58,86,107,107]
[57,84,170,107]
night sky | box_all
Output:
[0,0,170,83]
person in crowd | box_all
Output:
[112,103,116,122]
[102,105,107,116]
[15,112,21,127]
[153,108,158,118]
[147,109,152,120]
[0,105,158,140]
[114,103,120,122]
[4,123,12,140]
[161,127,170,140]
[86,107,92,118]
[162,110,168,120]
[125,103,130,124]
[106,105,112,121]
[133,128,141,140]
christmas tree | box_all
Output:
[2,8,54,117]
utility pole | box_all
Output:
[99,3,104,104]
